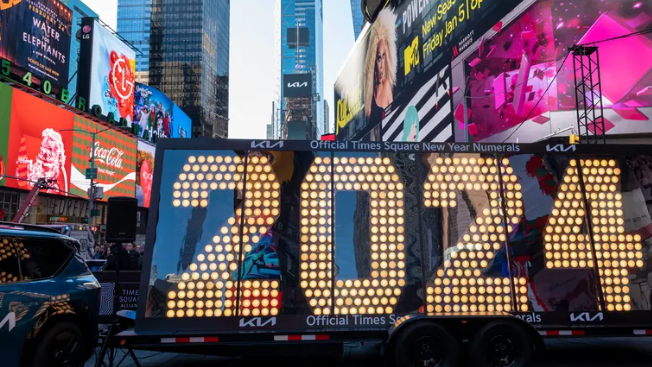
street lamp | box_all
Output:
[60,126,112,226]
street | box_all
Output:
[86,337,652,366]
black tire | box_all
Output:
[31,321,88,367]
[392,322,460,367]
[469,321,534,367]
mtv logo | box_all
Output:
[404,36,420,76]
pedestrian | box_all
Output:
[93,245,104,259]
[126,243,142,270]
[103,244,130,270]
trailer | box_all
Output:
[111,138,652,367]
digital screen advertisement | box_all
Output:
[78,18,136,126]
[172,104,191,138]
[455,0,652,142]
[0,83,12,187]
[134,83,191,141]
[0,0,72,87]
[71,116,137,201]
[3,87,74,195]
[136,140,155,208]
[335,0,521,142]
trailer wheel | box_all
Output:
[469,321,533,367]
[392,322,459,367]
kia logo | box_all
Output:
[288,82,308,88]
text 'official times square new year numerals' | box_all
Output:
[164,154,643,318]
[166,154,281,318]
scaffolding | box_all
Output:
[571,45,606,144]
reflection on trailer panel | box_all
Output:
[138,143,651,332]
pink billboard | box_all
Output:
[455,0,652,142]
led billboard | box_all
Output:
[0,83,137,201]
[3,87,74,195]
[0,0,72,87]
[70,117,137,201]
[77,18,136,126]
[172,104,191,139]
[0,82,12,187]
[136,141,155,208]
[134,83,191,141]
[453,0,652,142]
[283,74,312,98]
[335,0,522,142]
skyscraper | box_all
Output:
[350,0,365,40]
[63,0,98,104]
[117,0,152,83]
[274,0,324,140]
[149,0,230,138]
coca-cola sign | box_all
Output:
[71,117,137,201]
[90,142,124,170]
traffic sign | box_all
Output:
[85,168,98,179]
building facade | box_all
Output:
[117,0,152,83]
[350,0,364,40]
[149,0,230,138]
[63,0,98,105]
[323,99,330,135]
[274,0,324,140]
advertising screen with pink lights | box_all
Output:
[453,0,652,142]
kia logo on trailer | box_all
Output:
[239,317,277,328]
[546,144,576,152]
[570,312,604,322]
[250,141,284,149]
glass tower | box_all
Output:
[149,0,230,138]
[274,0,324,139]
[62,0,98,105]
[117,0,152,83]
[350,0,364,40]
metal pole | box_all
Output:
[88,132,96,226]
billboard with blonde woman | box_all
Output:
[335,0,522,142]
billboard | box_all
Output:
[4,87,75,195]
[455,0,652,142]
[134,83,191,140]
[172,104,191,138]
[77,18,136,126]
[283,73,312,98]
[0,83,13,187]
[70,117,137,201]
[0,0,72,87]
[335,0,523,141]
[136,141,155,208]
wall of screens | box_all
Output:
[141,144,652,331]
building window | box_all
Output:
[0,191,19,221]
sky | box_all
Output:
[83,0,356,139]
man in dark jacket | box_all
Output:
[125,243,142,270]
[103,244,130,270]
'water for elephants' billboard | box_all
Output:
[0,0,72,87]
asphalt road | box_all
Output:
[85,337,652,367]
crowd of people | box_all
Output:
[93,243,143,270]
